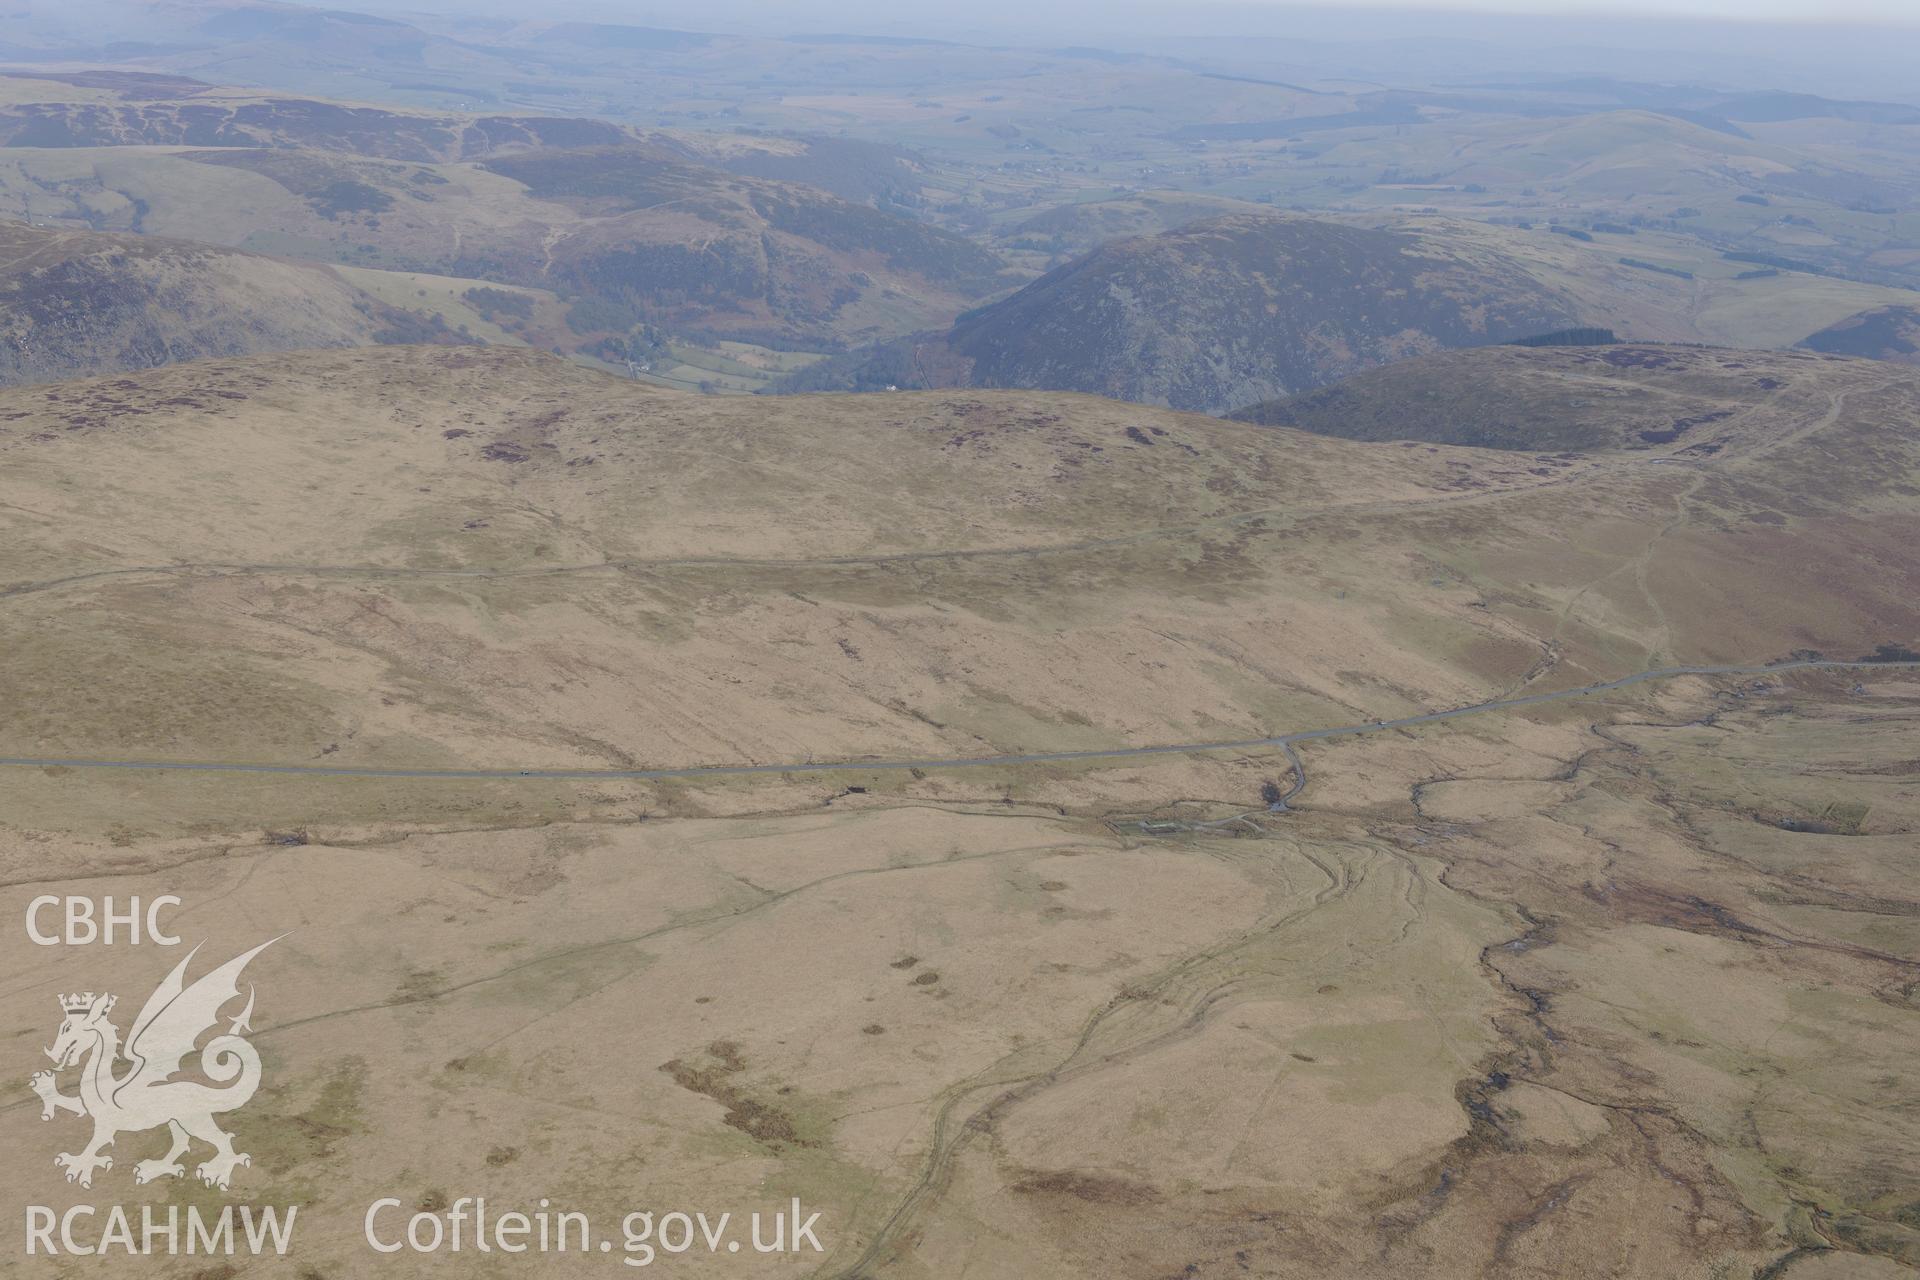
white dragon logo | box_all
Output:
[29,939,277,1191]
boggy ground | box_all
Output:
[0,345,1916,1277]
[1,670,1914,1278]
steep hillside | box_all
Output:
[478,146,1005,339]
[0,78,1014,346]
[935,213,1582,412]
[1227,343,1872,452]
[1798,304,1920,365]
[0,220,443,384]
[0,144,1009,348]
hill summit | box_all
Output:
[936,213,1581,412]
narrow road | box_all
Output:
[0,455,1634,607]
[1,659,1909,785]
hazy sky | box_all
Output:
[375,0,1920,100]
[634,0,1920,35]
[1246,0,1918,18]
[474,0,1920,37]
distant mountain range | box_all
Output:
[0,79,1013,350]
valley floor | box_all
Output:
[4,668,1916,1279]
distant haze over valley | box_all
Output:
[1,6,1917,1279]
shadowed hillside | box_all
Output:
[0,220,445,384]
[1227,343,1875,453]
[479,146,1006,338]
[922,213,1582,411]
[1799,304,1920,366]
[0,79,1017,347]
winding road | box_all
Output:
[2,658,1911,787]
